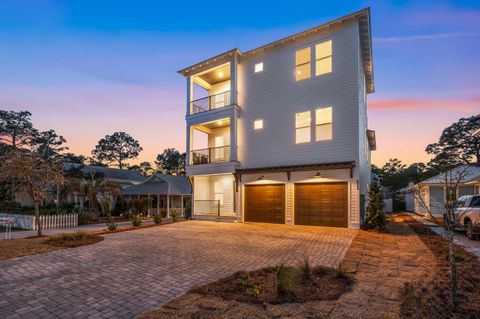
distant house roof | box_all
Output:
[122,174,192,196]
[178,8,374,93]
[63,163,146,185]
[416,165,480,186]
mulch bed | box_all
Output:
[0,233,103,260]
[192,266,353,305]
[400,214,480,318]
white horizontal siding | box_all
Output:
[237,22,361,168]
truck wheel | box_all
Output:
[466,221,476,240]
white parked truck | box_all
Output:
[447,195,480,240]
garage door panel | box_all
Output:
[295,183,348,227]
[244,185,285,224]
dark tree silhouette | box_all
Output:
[91,132,142,169]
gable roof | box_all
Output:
[418,165,480,185]
[178,8,374,93]
[122,174,192,196]
[63,163,146,183]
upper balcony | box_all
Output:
[187,62,237,118]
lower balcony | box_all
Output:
[191,146,230,165]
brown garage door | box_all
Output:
[244,184,285,224]
[295,182,348,227]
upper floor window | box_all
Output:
[315,40,332,76]
[254,119,264,130]
[255,62,264,73]
[295,111,311,143]
[295,47,311,81]
[315,107,332,141]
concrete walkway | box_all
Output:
[0,220,356,319]
[409,213,480,260]
[2,220,155,240]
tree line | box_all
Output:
[0,109,186,176]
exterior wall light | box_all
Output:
[313,172,322,178]
[257,175,264,181]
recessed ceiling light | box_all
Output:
[218,71,224,78]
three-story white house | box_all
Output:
[179,8,375,229]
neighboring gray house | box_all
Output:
[123,174,192,217]
[406,165,480,216]
[63,163,146,188]
[178,8,375,229]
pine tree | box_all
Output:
[364,182,385,230]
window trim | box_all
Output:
[295,47,311,81]
[295,111,311,144]
[315,40,333,76]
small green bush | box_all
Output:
[184,201,192,220]
[78,210,89,225]
[106,216,117,231]
[153,214,163,224]
[132,215,142,227]
[275,265,299,301]
[235,272,250,286]
[57,231,87,242]
[246,284,261,298]
[170,209,182,221]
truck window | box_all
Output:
[470,196,480,208]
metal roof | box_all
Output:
[122,174,192,196]
[63,163,146,183]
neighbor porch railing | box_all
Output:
[191,91,231,114]
[191,146,230,165]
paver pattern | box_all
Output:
[0,220,356,319]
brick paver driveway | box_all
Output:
[0,220,356,319]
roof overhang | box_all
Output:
[236,161,355,179]
[177,8,374,92]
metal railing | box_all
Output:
[191,91,231,114]
[195,200,220,216]
[191,145,230,165]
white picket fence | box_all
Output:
[0,213,78,230]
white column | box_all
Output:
[229,55,237,105]
[230,113,237,161]
[181,195,184,216]
[186,124,192,166]
[167,195,170,218]
[147,195,151,216]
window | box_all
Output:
[470,196,480,208]
[315,40,332,76]
[295,47,311,81]
[255,62,263,73]
[295,111,311,143]
[315,107,332,141]
[254,119,263,130]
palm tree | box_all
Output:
[81,172,121,220]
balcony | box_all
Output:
[191,91,231,114]
[191,146,230,165]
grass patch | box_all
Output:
[45,231,103,248]
[400,214,480,318]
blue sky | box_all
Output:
[0,0,479,165]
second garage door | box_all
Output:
[295,182,348,227]
[244,184,285,224]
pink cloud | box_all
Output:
[369,97,480,113]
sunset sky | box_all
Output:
[0,0,479,167]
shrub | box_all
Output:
[275,265,299,301]
[132,215,142,227]
[301,256,312,281]
[153,213,163,224]
[246,284,261,298]
[78,210,89,225]
[235,272,250,286]
[184,201,192,220]
[130,197,148,216]
[331,263,348,279]
[106,216,117,231]
[170,209,182,221]
[364,181,385,230]
[55,231,87,242]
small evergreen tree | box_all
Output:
[364,182,385,230]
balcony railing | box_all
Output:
[191,91,231,114]
[195,200,220,216]
[191,146,230,165]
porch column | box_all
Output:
[230,113,237,161]
[181,195,184,217]
[167,195,170,218]
[147,195,151,216]
[157,194,160,215]
[186,123,192,166]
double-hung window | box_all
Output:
[315,40,332,76]
[295,47,311,81]
[295,111,311,143]
[315,107,332,141]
